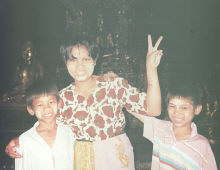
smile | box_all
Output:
[173,117,184,123]
[43,113,53,118]
[77,71,86,75]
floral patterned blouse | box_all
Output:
[57,76,147,141]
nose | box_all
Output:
[77,59,85,67]
[43,103,52,113]
[174,107,183,115]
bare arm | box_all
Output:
[145,34,163,116]
[5,137,22,158]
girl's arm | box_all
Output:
[145,34,163,116]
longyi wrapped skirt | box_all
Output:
[74,133,135,170]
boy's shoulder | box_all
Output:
[57,123,72,131]
[144,116,171,132]
[188,123,210,145]
[19,123,37,143]
[57,123,74,138]
[190,132,211,147]
[144,116,170,126]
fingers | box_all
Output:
[10,152,22,158]
[147,34,163,51]
[147,34,153,49]
[5,146,22,158]
[103,71,118,81]
[152,50,163,60]
[5,138,22,158]
[154,36,163,50]
[147,50,163,58]
[5,147,9,155]
[108,71,118,78]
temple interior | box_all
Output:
[0,0,220,169]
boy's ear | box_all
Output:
[27,106,35,116]
[194,105,202,115]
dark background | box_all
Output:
[0,0,219,169]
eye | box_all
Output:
[36,103,42,107]
[49,100,56,104]
[83,57,92,62]
[168,104,175,108]
[181,106,188,110]
[69,58,74,61]
[69,56,77,62]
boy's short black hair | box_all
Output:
[26,79,60,107]
[60,35,100,63]
[165,81,203,106]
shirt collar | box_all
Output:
[165,122,198,144]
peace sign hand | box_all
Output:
[146,34,163,70]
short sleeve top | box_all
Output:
[143,117,217,170]
[57,76,147,141]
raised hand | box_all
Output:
[146,34,163,70]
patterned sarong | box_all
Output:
[74,140,95,170]
[74,134,135,170]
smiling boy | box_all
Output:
[135,82,217,170]
[15,80,74,170]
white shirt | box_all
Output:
[15,122,74,170]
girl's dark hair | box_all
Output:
[26,79,60,107]
[165,81,203,106]
[60,36,100,63]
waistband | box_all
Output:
[76,131,125,143]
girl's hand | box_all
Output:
[146,34,163,70]
[103,71,118,81]
[5,137,22,158]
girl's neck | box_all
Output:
[74,76,96,90]
[74,76,97,99]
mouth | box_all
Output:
[172,117,184,124]
[43,113,53,118]
[77,71,86,75]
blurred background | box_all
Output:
[0,0,219,169]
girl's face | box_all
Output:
[66,45,95,82]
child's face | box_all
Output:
[167,97,202,129]
[27,94,58,123]
[66,45,95,82]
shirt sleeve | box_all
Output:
[202,142,217,170]
[15,158,23,170]
[15,137,24,170]
[56,97,67,124]
[143,117,160,143]
[117,77,147,115]
[67,125,75,141]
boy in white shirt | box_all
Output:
[15,79,74,170]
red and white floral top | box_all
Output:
[57,76,147,141]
